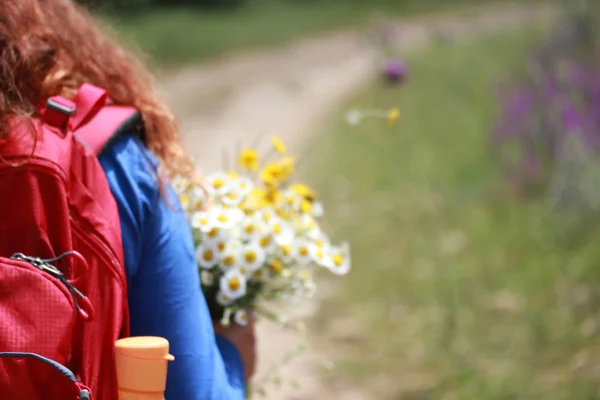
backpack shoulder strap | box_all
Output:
[71,84,143,156]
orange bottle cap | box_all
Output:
[115,336,175,361]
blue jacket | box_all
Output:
[99,134,245,399]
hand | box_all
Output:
[214,312,257,383]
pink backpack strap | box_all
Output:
[70,84,143,155]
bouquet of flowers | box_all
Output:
[172,137,350,326]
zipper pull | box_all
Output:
[10,252,95,322]
[61,278,95,322]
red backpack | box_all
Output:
[0,84,140,400]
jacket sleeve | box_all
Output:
[99,135,246,399]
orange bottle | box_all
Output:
[115,337,175,400]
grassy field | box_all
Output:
[103,0,520,68]
[307,27,600,399]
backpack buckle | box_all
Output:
[42,96,76,132]
[46,97,76,116]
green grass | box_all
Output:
[102,0,518,68]
[306,27,600,399]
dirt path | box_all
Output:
[159,3,555,398]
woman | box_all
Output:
[0,1,256,398]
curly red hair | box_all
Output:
[0,0,193,178]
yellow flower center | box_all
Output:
[263,212,272,222]
[228,277,240,291]
[245,251,257,263]
[273,223,282,234]
[270,260,283,274]
[213,178,225,189]
[203,249,214,261]
[217,214,229,223]
[208,228,219,238]
[315,239,324,248]
[217,242,226,252]
[260,236,271,248]
[244,224,255,234]
[315,249,324,259]
[280,245,291,256]
[299,246,309,257]
[253,270,263,279]
[333,254,344,266]
[223,255,235,266]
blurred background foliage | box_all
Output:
[85,0,525,67]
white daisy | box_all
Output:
[293,239,313,265]
[277,243,294,264]
[208,206,244,230]
[327,242,351,275]
[282,191,302,211]
[216,291,234,307]
[200,270,214,286]
[203,227,223,244]
[235,177,254,196]
[310,243,333,269]
[206,172,233,196]
[190,187,207,211]
[220,244,241,271]
[220,268,247,300]
[258,208,276,224]
[221,190,244,207]
[234,309,249,326]
[240,242,266,272]
[190,211,212,232]
[311,232,331,251]
[239,215,265,241]
[195,243,220,269]
[267,217,294,245]
[257,233,276,254]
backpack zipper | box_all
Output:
[10,252,94,321]
[70,220,128,319]
[0,352,91,400]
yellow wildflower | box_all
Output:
[387,108,400,127]
[260,163,284,186]
[272,136,287,154]
[291,183,316,201]
[245,187,268,209]
[239,148,259,171]
[300,199,312,214]
[264,187,282,205]
[280,156,295,179]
